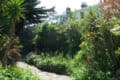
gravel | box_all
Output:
[16,61,73,80]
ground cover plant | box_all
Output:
[0,65,40,80]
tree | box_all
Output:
[16,0,54,54]
[100,0,120,17]
[34,21,81,56]
[16,0,54,35]
[66,7,73,21]
[80,2,88,18]
[1,0,26,67]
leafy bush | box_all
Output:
[72,10,114,80]
[70,67,110,80]
[115,47,120,55]
[26,54,69,75]
[34,21,81,56]
[68,63,89,80]
[0,65,40,80]
[112,31,120,51]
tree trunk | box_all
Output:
[2,20,15,67]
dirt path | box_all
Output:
[16,61,73,80]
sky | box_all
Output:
[39,0,100,14]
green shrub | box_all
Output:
[26,54,69,75]
[112,31,120,50]
[71,11,114,80]
[67,61,112,80]
[68,63,88,80]
[0,65,40,80]
[34,21,81,56]
[115,47,120,55]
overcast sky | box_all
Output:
[39,0,100,14]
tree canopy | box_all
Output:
[16,0,54,35]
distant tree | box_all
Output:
[80,2,88,18]
[81,2,88,8]
[34,21,81,56]
[66,7,73,21]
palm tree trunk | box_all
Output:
[2,20,15,67]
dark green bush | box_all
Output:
[112,31,120,50]
[34,21,81,56]
[26,54,69,75]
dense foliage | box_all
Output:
[27,9,120,80]
[17,0,54,54]
[34,21,81,56]
[1,0,120,80]
[73,10,120,80]
[0,0,25,67]
[0,65,40,80]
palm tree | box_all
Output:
[1,0,26,67]
[16,0,54,35]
